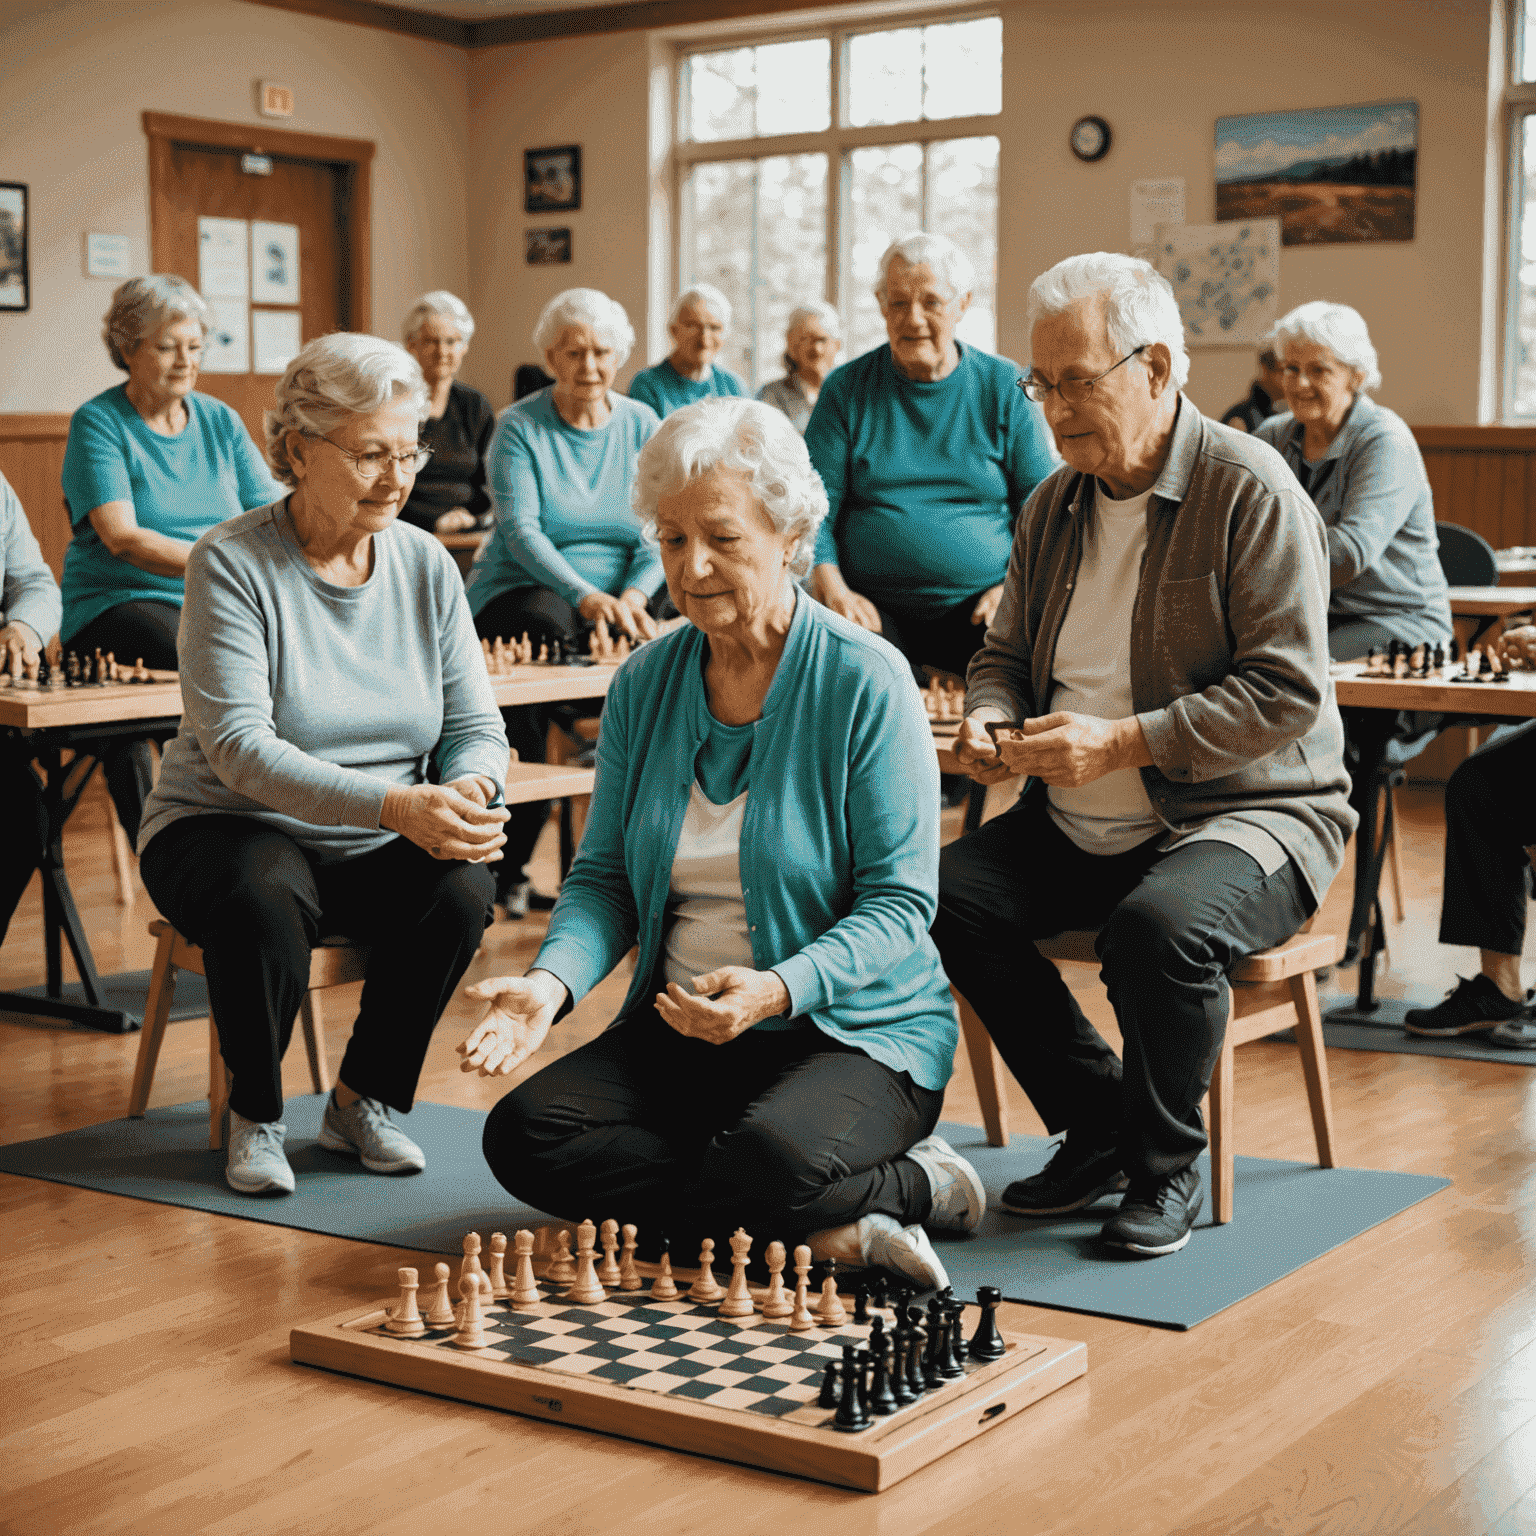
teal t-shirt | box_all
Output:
[806,343,1057,612]
[60,385,280,641]
[628,359,747,419]
[465,389,663,615]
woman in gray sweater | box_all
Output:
[138,334,510,1197]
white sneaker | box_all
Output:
[226,1110,295,1195]
[905,1134,988,1232]
[318,1092,426,1174]
[856,1213,950,1292]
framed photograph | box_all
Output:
[1216,101,1418,246]
[0,183,29,313]
[525,228,573,265]
[524,146,581,214]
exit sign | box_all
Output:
[258,81,294,118]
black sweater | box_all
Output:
[399,380,495,532]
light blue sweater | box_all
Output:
[465,389,662,614]
[532,590,958,1092]
[139,502,509,862]
[1,472,61,646]
[628,359,747,419]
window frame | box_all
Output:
[672,7,1002,383]
[1500,5,1536,419]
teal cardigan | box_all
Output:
[533,591,958,1092]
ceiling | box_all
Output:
[377,0,622,16]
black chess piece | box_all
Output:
[867,1335,898,1415]
[833,1344,871,1432]
[923,1299,945,1387]
[1449,636,1460,663]
[968,1285,1006,1362]
[818,1359,841,1409]
[904,1311,927,1397]
[65,651,82,687]
[870,1274,888,1311]
[948,1302,968,1365]
[889,1329,916,1406]
[1433,643,1445,672]
[550,638,563,665]
[1480,649,1493,675]
[937,1310,964,1380]
[36,655,51,688]
[853,1283,869,1325]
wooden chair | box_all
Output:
[127,919,367,1150]
[953,922,1344,1224]
[546,715,599,870]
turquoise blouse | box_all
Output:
[628,359,747,419]
[533,591,958,1091]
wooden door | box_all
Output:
[145,113,372,446]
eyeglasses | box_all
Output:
[310,435,432,478]
[1019,346,1148,405]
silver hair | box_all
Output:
[1269,300,1382,392]
[532,288,635,367]
[1026,252,1192,392]
[101,275,211,371]
[263,333,430,487]
[402,290,475,346]
[873,233,974,306]
[632,398,827,580]
[670,282,733,333]
[782,301,841,375]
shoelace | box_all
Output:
[240,1121,285,1159]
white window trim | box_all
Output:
[1499,3,1536,419]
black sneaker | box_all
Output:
[1099,1165,1203,1256]
[999,1133,1127,1217]
[1403,975,1529,1037]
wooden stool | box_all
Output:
[953,923,1343,1223]
[128,919,368,1150]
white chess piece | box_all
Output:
[385,1266,426,1335]
[719,1228,756,1318]
[511,1229,540,1307]
[760,1240,793,1320]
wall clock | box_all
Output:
[1070,116,1112,163]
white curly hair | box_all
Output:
[632,398,827,579]
[532,288,635,366]
[670,282,733,332]
[1269,300,1382,392]
[402,290,475,345]
[874,233,975,306]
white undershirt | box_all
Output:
[664,783,755,987]
[1047,482,1163,855]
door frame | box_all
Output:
[142,111,375,332]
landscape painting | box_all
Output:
[1215,101,1418,245]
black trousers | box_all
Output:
[873,591,992,683]
[483,1003,942,1256]
[1439,720,1536,955]
[139,814,494,1124]
[63,599,181,846]
[932,788,1313,1180]
[0,750,45,947]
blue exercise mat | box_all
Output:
[0,1100,1448,1330]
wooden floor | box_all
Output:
[3,777,1535,1534]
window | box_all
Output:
[676,15,1002,387]
[1504,3,1536,415]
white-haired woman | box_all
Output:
[628,282,747,419]
[1255,301,1451,660]
[464,287,664,916]
[60,274,280,842]
[459,398,979,1289]
[398,290,495,536]
[137,333,510,1198]
[806,233,1054,684]
[755,302,843,434]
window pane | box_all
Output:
[923,17,1002,121]
[687,48,754,142]
[684,159,755,381]
[756,39,831,136]
[847,28,922,128]
[847,143,924,358]
[928,136,999,353]
[754,154,828,386]
[1524,0,1536,81]
[1511,116,1536,414]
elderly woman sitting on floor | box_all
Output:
[459,398,982,1290]
[138,332,510,1198]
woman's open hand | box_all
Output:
[381,781,509,862]
[656,966,792,1045]
[457,969,567,1075]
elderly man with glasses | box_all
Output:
[933,253,1355,1257]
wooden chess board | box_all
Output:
[0,669,182,729]
[290,1268,1086,1492]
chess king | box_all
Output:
[939,253,1355,1257]
[460,399,986,1289]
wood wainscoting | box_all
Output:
[0,413,71,581]
[1413,424,1536,551]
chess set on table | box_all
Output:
[0,648,169,690]
[481,617,639,678]
[290,1220,1087,1493]
[922,678,966,725]
[1356,636,1530,685]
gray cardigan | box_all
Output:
[967,396,1356,904]
[1,472,61,647]
[1255,393,1452,644]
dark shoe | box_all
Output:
[1099,1166,1203,1256]
[999,1132,1127,1217]
[1403,975,1529,1037]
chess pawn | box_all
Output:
[511,1229,540,1306]
[760,1240,793,1319]
[537,642,548,664]
[545,1229,577,1284]
[132,656,149,682]
[566,1218,606,1305]
[788,1245,815,1331]
[461,1232,493,1311]
[105,652,118,682]
[818,1359,841,1408]
[385,1266,426,1335]
[520,631,532,663]
[618,1223,643,1291]
[486,1231,511,1300]
[688,1239,724,1302]
[815,1262,847,1327]
[833,1344,872,1432]
[719,1227,756,1318]
[888,1331,916,1406]
[424,1262,456,1326]
[649,1235,680,1301]
[65,651,81,687]
[451,1274,489,1349]
[867,1334,898,1415]
[597,1219,622,1287]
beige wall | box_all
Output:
[0,0,470,414]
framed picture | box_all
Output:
[0,183,29,313]
[1152,218,1280,347]
[524,146,581,214]
[1216,101,1418,246]
[525,228,573,265]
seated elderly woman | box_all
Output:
[465,287,664,916]
[755,302,843,434]
[61,274,280,843]
[459,398,982,1290]
[628,283,747,419]
[398,290,495,535]
[806,233,1056,682]
[137,333,510,1197]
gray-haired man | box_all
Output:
[934,254,1356,1256]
